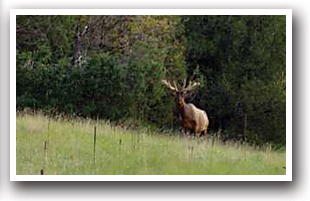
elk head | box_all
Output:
[161,79,200,107]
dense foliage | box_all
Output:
[16,15,286,147]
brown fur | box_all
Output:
[179,101,209,137]
[162,79,209,138]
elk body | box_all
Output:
[162,79,209,137]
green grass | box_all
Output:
[16,114,286,175]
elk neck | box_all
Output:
[177,100,186,117]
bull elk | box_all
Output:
[162,79,209,137]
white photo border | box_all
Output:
[10,9,292,181]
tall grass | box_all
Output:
[16,114,286,175]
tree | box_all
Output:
[16,15,286,147]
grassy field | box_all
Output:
[16,114,286,175]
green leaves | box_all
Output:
[183,15,286,146]
[16,15,286,147]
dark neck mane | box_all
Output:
[177,103,186,118]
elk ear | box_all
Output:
[184,91,194,100]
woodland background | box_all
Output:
[16,15,286,148]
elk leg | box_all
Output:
[183,129,190,138]
[200,129,208,138]
[197,132,204,140]
[200,130,205,137]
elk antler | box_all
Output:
[161,79,178,91]
[181,81,200,92]
[182,78,187,88]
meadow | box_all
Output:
[16,114,286,175]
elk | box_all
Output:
[162,79,209,137]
